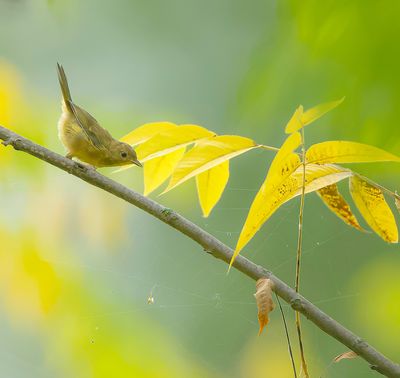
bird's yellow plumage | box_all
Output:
[57,63,142,168]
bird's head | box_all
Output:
[111,141,142,167]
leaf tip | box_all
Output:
[143,188,151,197]
[159,184,174,196]
[284,105,304,134]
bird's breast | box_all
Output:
[58,112,106,165]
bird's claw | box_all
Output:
[75,161,96,171]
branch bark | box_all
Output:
[1,125,399,377]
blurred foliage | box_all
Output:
[351,256,400,352]
[0,1,399,377]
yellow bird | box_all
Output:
[57,63,142,168]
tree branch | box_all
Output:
[1,125,399,377]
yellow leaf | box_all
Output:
[232,164,351,265]
[144,147,186,196]
[196,161,229,217]
[119,122,177,146]
[285,97,344,134]
[284,105,304,134]
[317,184,363,231]
[232,134,301,233]
[230,134,303,266]
[290,164,353,197]
[265,132,302,185]
[254,278,275,335]
[306,141,400,164]
[164,135,258,193]
[136,124,215,162]
[301,97,345,126]
[333,351,358,363]
[350,176,398,243]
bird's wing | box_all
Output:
[67,99,107,149]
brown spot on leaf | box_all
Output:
[318,183,363,231]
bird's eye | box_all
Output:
[121,152,127,158]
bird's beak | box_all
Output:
[132,159,143,167]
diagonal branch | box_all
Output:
[0,124,399,378]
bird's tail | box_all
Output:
[57,63,73,112]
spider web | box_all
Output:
[43,182,364,378]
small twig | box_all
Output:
[295,125,310,377]
[276,293,298,378]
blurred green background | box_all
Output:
[1,1,399,377]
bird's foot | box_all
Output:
[65,154,97,172]
[76,161,97,172]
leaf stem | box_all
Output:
[295,125,310,378]
[276,293,298,378]
[259,144,281,152]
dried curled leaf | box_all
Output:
[350,176,398,243]
[254,278,275,335]
[317,184,363,231]
[333,350,358,363]
[306,141,400,164]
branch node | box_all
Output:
[354,337,367,350]
[290,297,303,311]
[161,207,176,220]
[370,364,394,376]
[259,267,272,278]
[2,136,21,149]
